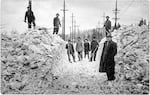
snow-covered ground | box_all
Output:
[1,25,149,94]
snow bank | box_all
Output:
[113,25,149,88]
[1,28,65,94]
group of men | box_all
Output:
[66,36,99,63]
[66,15,117,81]
[139,18,147,26]
[24,7,118,81]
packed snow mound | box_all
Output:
[1,28,65,94]
[113,25,149,86]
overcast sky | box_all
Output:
[1,0,149,34]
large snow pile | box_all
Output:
[112,25,149,93]
[1,29,65,94]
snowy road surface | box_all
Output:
[49,40,111,94]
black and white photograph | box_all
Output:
[1,0,149,94]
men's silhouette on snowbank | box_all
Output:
[53,13,61,34]
[24,7,36,29]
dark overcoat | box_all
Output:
[104,20,111,31]
[53,17,61,28]
[84,42,90,52]
[91,40,99,53]
[99,40,117,72]
[25,10,35,22]
[66,43,74,55]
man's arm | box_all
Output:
[24,12,27,22]
[53,18,55,26]
[59,19,61,27]
[113,43,117,56]
[32,12,35,21]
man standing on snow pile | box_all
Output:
[24,6,36,29]
[104,16,111,36]
[138,18,144,26]
[66,40,75,63]
[99,34,117,81]
[53,13,61,34]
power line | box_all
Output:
[119,0,135,17]
[112,0,120,29]
[61,0,68,41]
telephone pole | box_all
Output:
[61,0,68,41]
[113,0,120,29]
[70,26,72,40]
[71,13,75,42]
[102,12,105,26]
[29,0,32,10]
[74,20,76,41]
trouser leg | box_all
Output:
[105,29,110,37]
[53,28,56,34]
[32,21,36,28]
[84,51,86,58]
[87,52,89,59]
[28,22,32,29]
[80,52,83,60]
[56,28,59,34]
[67,53,71,62]
[94,51,97,61]
[71,53,75,62]
[106,66,115,80]
[78,52,80,61]
[90,52,93,61]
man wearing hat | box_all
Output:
[66,40,75,63]
[53,13,61,34]
[104,16,111,36]
[90,36,99,62]
[24,6,36,29]
[99,34,117,81]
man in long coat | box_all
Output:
[99,35,117,81]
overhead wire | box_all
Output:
[119,0,135,17]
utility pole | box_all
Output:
[71,13,75,42]
[61,0,68,41]
[74,20,76,41]
[70,26,72,40]
[113,0,120,29]
[29,0,32,10]
[101,12,105,37]
[102,12,105,26]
